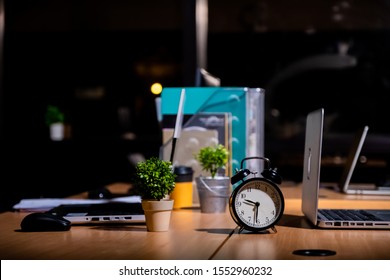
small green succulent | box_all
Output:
[45,105,65,126]
[195,144,229,178]
[134,157,176,200]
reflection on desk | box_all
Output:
[0,183,389,260]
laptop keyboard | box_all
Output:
[318,209,381,221]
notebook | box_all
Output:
[301,108,390,229]
[338,125,390,195]
[47,202,145,224]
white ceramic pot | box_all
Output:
[50,123,65,141]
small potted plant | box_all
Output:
[195,144,229,178]
[45,105,65,141]
[194,144,230,213]
[133,157,176,231]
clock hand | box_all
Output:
[242,199,257,224]
[254,202,260,224]
[244,199,256,205]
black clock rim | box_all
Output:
[229,177,285,232]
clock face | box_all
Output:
[230,178,284,231]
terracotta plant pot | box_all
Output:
[141,199,174,232]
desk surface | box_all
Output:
[1,183,390,260]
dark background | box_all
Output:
[1,0,390,211]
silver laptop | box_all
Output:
[302,108,390,229]
[47,202,145,224]
[338,125,390,195]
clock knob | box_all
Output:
[261,168,282,185]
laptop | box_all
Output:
[338,125,390,195]
[47,202,145,224]
[302,108,390,229]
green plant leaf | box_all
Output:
[45,105,65,126]
[133,157,176,200]
[194,144,229,178]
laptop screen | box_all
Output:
[338,126,369,192]
[301,108,324,226]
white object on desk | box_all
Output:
[13,196,142,212]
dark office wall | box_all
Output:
[0,1,186,212]
[0,0,6,212]
[0,0,3,136]
[2,1,390,211]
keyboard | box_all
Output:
[318,209,381,221]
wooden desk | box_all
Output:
[1,183,389,260]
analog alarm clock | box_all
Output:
[229,156,285,233]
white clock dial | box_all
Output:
[230,179,284,231]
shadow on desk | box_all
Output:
[278,214,313,229]
[87,225,147,232]
[196,228,234,234]
[196,214,313,236]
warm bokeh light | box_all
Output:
[150,83,163,95]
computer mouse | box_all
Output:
[88,187,112,199]
[20,212,71,232]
